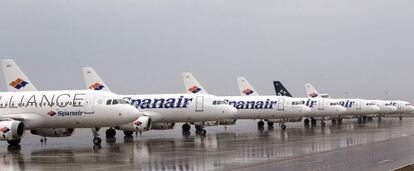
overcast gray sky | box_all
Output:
[1,0,413,101]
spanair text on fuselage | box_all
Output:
[220,96,310,119]
[334,99,380,115]
[0,90,135,128]
[294,98,346,117]
[122,94,236,122]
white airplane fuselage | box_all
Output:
[122,94,237,122]
[293,98,346,118]
[0,90,140,129]
[334,99,380,116]
[219,96,311,119]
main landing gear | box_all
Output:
[257,120,265,128]
[7,139,21,146]
[105,128,116,138]
[304,118,310,126]
[182,123,191,132]
[123,131,134,137]
[195,125,207,135]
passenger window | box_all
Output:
[106,100,112,105]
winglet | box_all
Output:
[82,67,111,92]
[182,72,208,94]
[237,77,259,96]
[1,59,37,92]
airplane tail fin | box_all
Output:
[182,72,208,94]
[305,83,320,98]
[82,67,111,92]
[237,77,259,96]
[273,81,293,97]
[1,59,37,92]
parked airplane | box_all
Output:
[274,81,383,123]
[182,72,311,129]
[83,67,237,136]
[304,83,414,120]
[237,77,346,126]
[0,60,141,146]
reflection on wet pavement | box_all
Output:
[0,118,413,171]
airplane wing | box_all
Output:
[0,113,46,129]
[1,59,38,92]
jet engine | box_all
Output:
[0,120,25,141]
[117,116,152,132]
[30,128,74,137]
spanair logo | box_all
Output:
[309,93,318,98]
[188,86,202,94]
[0,127,10,133]
[9,78,29,90]
[242,89,254,95]
[89,83,105,90]
[47,111,56,117]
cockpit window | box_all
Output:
[406,103,411,106]
[112,100,119,105]
[291,101,304,105]
[213,100,228,105]
[106,100,112,105]
[330,102,340,106]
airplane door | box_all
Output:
[84,93,95,114]
[318,99,324,110]
[196,96,204,112]
[398,102,403,109]
[278,98,285,110]
[356,100,362,110]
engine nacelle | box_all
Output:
[150,122,175,130]
[30,128,74,137]
[0,120,25,141]
[117,116,152,132]
[217,119,237,125]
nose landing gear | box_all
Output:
[92,127,102,145]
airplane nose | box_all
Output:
[372,106,381,113]
[408,106,414,112]
[123,105,143,121]
[300,105,312,114]
[222,105,238,115]
[386,106,397,113]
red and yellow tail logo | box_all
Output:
[9,78,29,90]
[89,83,105,90]
[188,86,202,94]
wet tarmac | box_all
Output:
[1,118,414,171]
